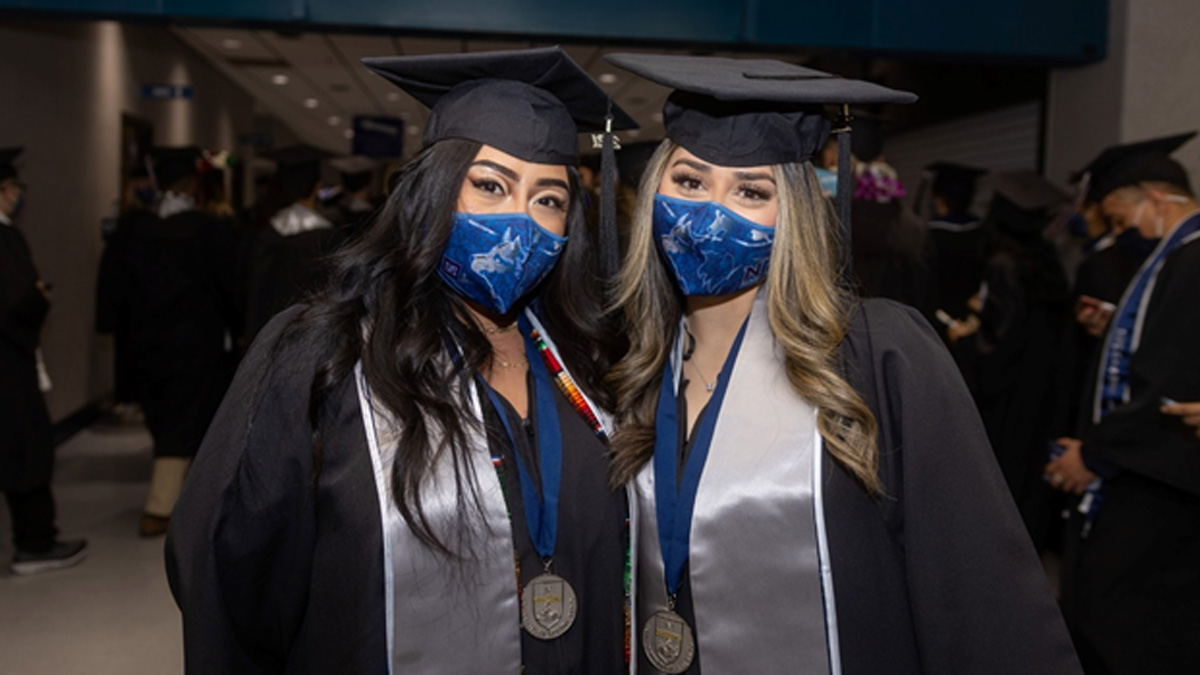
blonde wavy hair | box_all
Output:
[607,139,882,495]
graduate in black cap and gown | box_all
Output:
[923,161,989,324]
[946,171,1071,540]
[167,47,636,674]
[1046,150,1200,675]
[328,154,380,239]
[0,147,88,574]
[240,144,342,344]
[115,146,237,537]
[602,53,1082,675]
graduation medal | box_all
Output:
[485,315,579,641]
[521,570,578,640]
[642,609,695,674]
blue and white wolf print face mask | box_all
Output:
[438,211,567,314]
[653,193,775,297]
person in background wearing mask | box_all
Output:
[0,147,88,574]
[328,155,379,241]
[1047,151,1200,674]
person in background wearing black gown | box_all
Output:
[0,147,88,574]
[923,161,988,323]
[1047,151,1200,675]
[117,146,237,537]
[328,154,380,240]
[846,116,933,316]
[945,171,1071,544]
[166,48,636,674]
[239,144,340,345]
[603,53,1081,675]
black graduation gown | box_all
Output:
[955,235,1071,535]
[166,305,628,674]
[0,223,54,493]
[851,200,936,318]
[241,227,342,345]
[927,212,989,319]
[1061,235,1200,675]
[653,299,1081,675]
[119,210,237,458]
[95,208,159,403]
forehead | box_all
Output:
[1101,186,1146,210]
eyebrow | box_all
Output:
[472,160,569,192]
[471,159,519,181]
[672,158,712,173]
[733,170,776,184]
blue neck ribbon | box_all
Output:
[482,314,563,561]
[653,321,748,596]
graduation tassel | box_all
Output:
[596,102,622,283]
[833,104,854,277]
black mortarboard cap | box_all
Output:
[987,170,1068,211]
[603,53,916,167]
[331,155,378,192]
[149,146,203,189]
[261,144,331,195]
[926,162,986,212]
[362,47,637,166]
[1102,152,1192,198]
[1075,131,1196,203]
[0,147,22,183]
[984,171,1068,237]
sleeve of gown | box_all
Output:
[0,235,49,353]
[861,299,1082,674]
[165,305,317,674]
[1080,245,1200,497]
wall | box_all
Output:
[0,19,255,419]
[1045,0,1200,188]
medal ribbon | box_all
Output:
[652,321,748,596]
[482,314,564,561]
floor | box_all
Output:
[0,419,183,674]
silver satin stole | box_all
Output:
[633,294,842,674]
[354,310,626,674]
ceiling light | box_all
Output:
[221,38,242,50]
[271,73,289,86]
[304,98,319,109]
[343,129,355,140]
[652,112,664,122]
[327,116,342,126]
[385,92,401,102]
[407,124,421,136]
[627,129,642,138]
[599,73,618,85]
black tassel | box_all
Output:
[834,105,854,276]
[598,105,620,282]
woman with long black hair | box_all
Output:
[603,53,1083,675]
[166,48,636,674]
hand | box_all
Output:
[966,292,984,315]
[946,314,980,344]
[1044,438,1099,495]
[1161,401,1200,439]
[1075,304,1113,338]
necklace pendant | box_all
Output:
[705,381,716,393]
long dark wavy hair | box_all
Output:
[278,138,616,555]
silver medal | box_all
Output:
[521,573,577,640]
[642,609,696,673]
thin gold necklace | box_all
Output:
[683,326,719,393]
[483,322,519,335]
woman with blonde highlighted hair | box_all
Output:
[604,54,1082,675]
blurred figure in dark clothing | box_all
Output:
[848,116,934,316]
[240,144,338,345]
[947,171,1071,542]
[0,147,88,574]
[924,162,989,321]
[107,146,238,537]
[328,155,380,241]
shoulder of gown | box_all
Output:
[832,297,1083,674]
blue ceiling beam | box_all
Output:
[0,0,1107,64]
